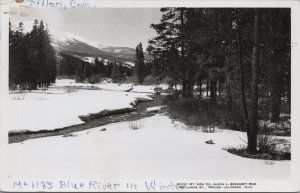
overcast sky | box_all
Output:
[10,8,162,49]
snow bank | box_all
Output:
[55,79,134,91]
[54,79,171,94]
[8,80,166,132]
[5,115,290,184]
[131,84,169,93]
[146,105,165,112]
[96,83,169,93]
[54,79,97,88]
[8,88,152,132]
[96,83,133,91]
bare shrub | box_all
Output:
[128,121,143,130]
[154,86,162,95]
[202,126,217,133]
[86,73,104,84]
[165,97,226,130]
[264,160,275,165]
[257,125,277,153]
[64,86,78,93]
[124,75,138,84]
[13,88,26,100]
[144,75,160,85]
[258,119,291,136]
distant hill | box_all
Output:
[49,30,150,66]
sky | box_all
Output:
[10,8,162,49]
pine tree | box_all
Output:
[9,21,17,89]
[94,57,105,75]
[111,62,121,83]
[13,22,29,90]
[149,8,202,97]
[135,42,145,84]
[9,20,57,90]
[247,9,260,153]
[42,22,57,87]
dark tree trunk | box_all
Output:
[287,68,291,111]
[183,78,194,98]
[206,76,209,97]
[269,10,284,123]
[182,80,186,94]
[210,79,217,105]
[180,8,189,98]
[235,9,249,131]
[248,9,260,154]
[270,90,281,122]
[199,80,202,97]
[226,87,233,110]
[225,68,233,110]
[218,80,222,98]
[182,79,188,98]
[189,80,194,97]
[287,46,291,112]
[270,63,282,122]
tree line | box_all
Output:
[59,44,154,84]
[9,20,57,90]
[147,8,290,153]
[9,20,153,88]
[58,52,133,83]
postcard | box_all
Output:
[0,0,299,192]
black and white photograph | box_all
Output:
[0,0,299,192]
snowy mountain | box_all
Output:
[49,29,137,64]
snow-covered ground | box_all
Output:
[5,79,291,191]
[8,80,154,132]
[54,79,169,93]
[6,114,290,184]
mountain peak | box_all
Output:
[48,28,137,64]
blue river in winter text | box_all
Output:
[12,180,184,191]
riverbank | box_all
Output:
[9,93,166,143]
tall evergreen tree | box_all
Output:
[247,9,260,153]
[149,8,194,96]
[135,42,145,84]
[111,62,121,83]
[9,20,57,90]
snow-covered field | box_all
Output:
[4,79,291,191]
[5,114,290,184]
[8,79,154,132]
